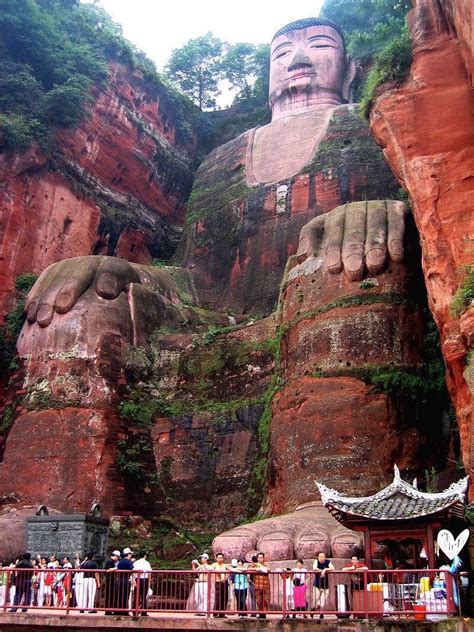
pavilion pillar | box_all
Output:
[364,528,372,568]
[427,524,435,568]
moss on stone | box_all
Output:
[185,169,252,226]
[0,404,15,432]
[282,292,413,337]
[303,106,385,173]
[451,265,474,317]
[246,326,285,516]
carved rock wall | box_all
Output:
[178,106,400,316]
[0,63,196,320]
[264,249,438,514]
[369,0,474,495]
[0,315,275,555]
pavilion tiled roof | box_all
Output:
[316,465,468,525]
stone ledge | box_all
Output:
[0,613,471,632]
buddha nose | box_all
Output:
[288,49,313,72]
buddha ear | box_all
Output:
[342,55,358,103]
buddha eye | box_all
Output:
[310,44,333,49]
[274,50,290,60]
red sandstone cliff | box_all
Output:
[369,0,474,495]
[0,62,196,320]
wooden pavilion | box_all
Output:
[316,465,469,569]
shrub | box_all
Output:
[359,25,412,118]
[15,273,39,292]
[0,273,38,375]
[42,76,93,127]
[451,266,474,317]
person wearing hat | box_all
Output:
[115,548,133,614]
[103,550,121,615]
[191,554,212,616]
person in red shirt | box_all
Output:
[342,555,369,607]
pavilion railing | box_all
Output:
[0,568,461,619]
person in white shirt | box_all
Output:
[133,551,152,616]
[191,554,213,616]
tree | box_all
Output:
[166,33,223,110]
[0,0,176,150]
[42,75,92,127]
[220,43,259,101]
[320,0,411,59]
[249,44,270,105]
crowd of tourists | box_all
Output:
[0,548,151,615]
[0,548,372,618]
[190,551,368,619]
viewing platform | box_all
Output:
[0,612,472,632]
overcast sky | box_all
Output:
[95,0,324,105]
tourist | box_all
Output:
[115,548,133,614]
[211,552,229,617]
[292,559,308,617]
[8,562,16,606]
[228,559,238,611]
[281,568,293,616]
[10,553,33,613]
[59,557,73,607]
[252,552,270,619]
[0,562,7,608]
[76,552,100,613]
[35,558,47,608]
[49,559,62,607]
[133,550,152,616]
[30,558,39,607]
[312,552,334,619]
[43,560,55,607]
[191,553,212,616]
[104,550,120,615]
[342,556,368,589]
[247,555,258,616]
[232,559,249,617]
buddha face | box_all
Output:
[269,24,351,117]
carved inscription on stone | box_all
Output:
[26,516,109,559]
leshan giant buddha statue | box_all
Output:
[19,17,401,338]
[7,18,434,561]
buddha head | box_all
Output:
[269,17,357,119]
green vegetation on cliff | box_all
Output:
[0,0,197,150]
[451,265,474,318]
[320,0,411,59]
[0,273,38,375]
[359,25,412,118]
[321,0,412,116]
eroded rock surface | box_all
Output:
[178,106,399,316]
[370,0,474,494]
[0,12,467,563]
[0,62,196,320]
